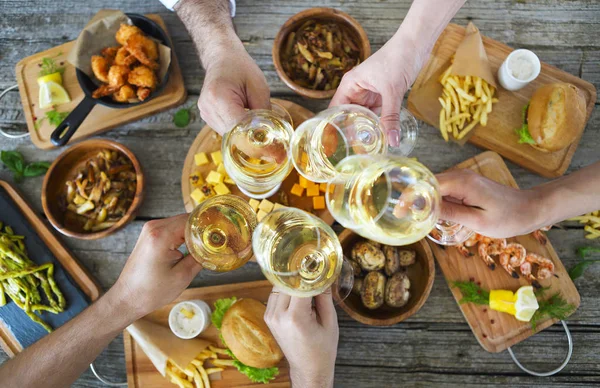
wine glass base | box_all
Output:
[427,222,474,246]
[387,107,419,157]
[238,184,281,200]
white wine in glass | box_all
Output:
[326,155,473,246]
[253,207,353,299]
[185,195,257,272]
[222,109,294,199]
[291,104,419,183]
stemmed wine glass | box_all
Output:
[325,155,473,246]
[291,104,419,183]
[252,207,354,302]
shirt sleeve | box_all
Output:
[159,0,236,17]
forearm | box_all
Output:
[290,367,335,388]
[534,161,600,227]
[175,0,244,69]
[0,288,138,388]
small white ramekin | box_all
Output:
[497,49,541,91]
[168,300,212,339]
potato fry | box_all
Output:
[197,365,211,388]
[205,368,224,375]
[193,369,204,388]
[439,109,449,142]
[167,369,193,388]
[475,77,482,97]
[446,112,471,125]
[473,104,483,121]
[448,78,476,102]
[211,359,236,367]
[440,65,453,84]
[438,97,446,110]
[444,84,460,116]
[480,109,488,126]
[457,118,481,140]
[452,123,458,139]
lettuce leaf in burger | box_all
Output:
[211,297,283,384]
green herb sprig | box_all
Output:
[569,246,600,280]
[0,150,51,182]
[39,52,65,77]
[530,293,576,331]
[451,281,490,305]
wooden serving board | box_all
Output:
[124,280,290,388]
[181,98,334,225]
[0,180,102,356]
[15,14,187,150]
[428,151,580,353]
[407,23,597,178]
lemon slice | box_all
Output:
[489,289,516,316]
[514,285,539,322]
[39,81,71,109]
[37,72,63,86]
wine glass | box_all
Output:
[291,104,419,183]
[325,155,473,246]
[252,207,354,302]
[185,194,257,272]
[222,108,294,199]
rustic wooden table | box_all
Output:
[1,1,599,386]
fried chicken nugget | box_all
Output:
[112,84,137,102]
[128,66,157,89]
[116,24,143,46]
[125,34,159,69]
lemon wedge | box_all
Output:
[489,289,516,316]
[39,81,70,109]
[514,285,539,322]
[37,72,63,86]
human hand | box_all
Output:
[108,214,202,319]
[264,289,338,388]
[330,33,426,146]
[198,45,271,135]
[437,169,546,238]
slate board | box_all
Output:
[0,185,90,349]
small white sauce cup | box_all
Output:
[497,49,541,91]
[168,300,212,339]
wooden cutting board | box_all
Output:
[14,14,186,150]
[407,23,597,178]
[181,98,334,225]
[428,151,580,353]
[124,280,290,388]
[0,180,101,356]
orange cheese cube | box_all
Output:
[306,182,319,197]
[319,182,327,193]
[299,175,309,188]
[290,183,304,197]
[313,196,325,210]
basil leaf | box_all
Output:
[1,151,25,174]
[173,108,191,128]
[24,162,51,177]
[569,259,600,280]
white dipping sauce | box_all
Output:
[168,300,211,339]
[509,54,535,80]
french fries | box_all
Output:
[438,64,498,141]
[567,210,600,239]
[165,346,231,388]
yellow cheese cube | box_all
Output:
[319,182,328,193]
[313,196,325,210]
[224,176,235,185]
[211,150,223,165]
[216,163,227,175]
[299,175,309,188]
[306,182,320,197]
[273,203,285,210]
[190,188,206,204]
[257,209,269,222]
[194,152,209,166]
[189,172,205,188]
[291,183,304,197]
[206,171,224,185]
[259,199,274,213]
[214,182,231,195]
[249,199,260,212]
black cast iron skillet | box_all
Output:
[50,13,171,146]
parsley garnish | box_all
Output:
[39,52,65,77]
[46,109,70,127]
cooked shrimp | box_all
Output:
[125,34,159,69]
[532,225,552,245]
[92,84,119,99]
[498,242,526,278]
[128,65,157,89]
[474,236,498,270]
[116,24,143,46]
[112,85,136,102]
[108,65,130,88]
[91,55,110,83]
[114,46,137,67]
[520,253,555,286]
[136,87,151,101]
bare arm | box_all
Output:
[0,215,202,388]
[174,0,270,134]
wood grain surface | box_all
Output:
[1,1,599,386]
[428,152,580,353]
[14,14,186,149]
[124,280,290,388]
[407,23,597,178]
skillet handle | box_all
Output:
[50,96,97,147]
